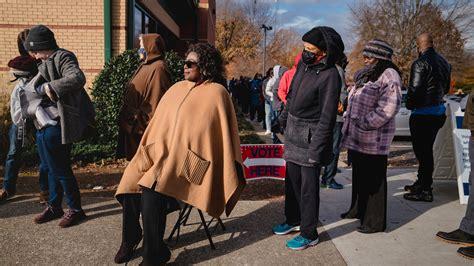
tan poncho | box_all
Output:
[116,80,246,218]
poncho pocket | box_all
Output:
[179,149,210,185]
[136,143,155,173]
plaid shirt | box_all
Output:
[341,68,402,155]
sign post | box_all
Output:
[433,95,470,204]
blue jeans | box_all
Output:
[2,124,48,193]
[264,101,273,132]
[264,101,281,143]
[321,122,343,183]
[36,124,82,211]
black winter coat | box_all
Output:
[279,26,344,167]
[406,48,451,110]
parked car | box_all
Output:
[395,90,411,136]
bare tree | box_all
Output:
[217,0,295,78]
[266,28,301,68]
[348,0,474,84]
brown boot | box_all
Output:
[34,206,64,224]
[0,188,15,203]
[114,236,142,264]
[458,246,474,260]
[39,190,49,204]
[58,209,86,228]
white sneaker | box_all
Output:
[264,130,271,135]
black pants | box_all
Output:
[409,114,446,190]
[249,104,258,121]
[285,162,320,240]
[345,150,387,231]
[117,194,142,245]
[141,185,174,264]
[257,102,265,122]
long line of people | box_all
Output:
[1,23,473,263]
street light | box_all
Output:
[261,24,272,75]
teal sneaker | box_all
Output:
[286,235,319,250]
[272,223,301,235]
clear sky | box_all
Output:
[271,0,356,50]
[269,0,473,52]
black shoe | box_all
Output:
[328,180,343,190]
[403,189,433,202]
[340,211,359,219]
[404,181,421,193]
[114,236,143,264]
[357,226,383,234]
[458,246,474,260]
[436,229,474,245]
[139,248,171,265]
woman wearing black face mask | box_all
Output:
[273,26,345,251]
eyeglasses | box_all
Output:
[184,60,198,68]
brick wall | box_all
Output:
[112,0,127,57]
[0,0,128,91]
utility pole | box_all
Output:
[261,24,272,75]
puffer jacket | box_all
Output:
[406,47,451,110]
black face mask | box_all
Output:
[302,49,316,64]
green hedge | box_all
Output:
[73,49,184,163]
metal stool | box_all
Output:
[167,204,225,250]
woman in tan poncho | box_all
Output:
[116,43,246,265]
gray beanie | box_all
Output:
[362,39,393,61]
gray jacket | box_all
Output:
[29,49,95,144]
[336,65,347,122]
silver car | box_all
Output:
[395,90,411,136]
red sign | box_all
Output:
[240,144,286,180]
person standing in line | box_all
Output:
[270,65,287,143]
[273,26,345,250]
[249,73,262,121]
[262,67,274,132]
[278,53,301,106]
[114,33,171,264]
[0,29,49,204]
[436,91,474,259]
[403,33,451,202]
[340,39,402,234]
[320,55,348,190]
[116,34,171,161]
[25,25,95,227]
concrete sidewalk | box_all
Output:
[0,168,470,265]
[0,196,344,265]
[319,168,470,266]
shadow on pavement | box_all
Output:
[168,201,282,264]
[319,176,459,242]
[0,194,120,220]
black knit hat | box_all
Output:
[363,39,393,61]
[302,27,327,51]
[24,25,58,52]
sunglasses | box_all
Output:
[184,60,198,68]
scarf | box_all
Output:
[354,64,376,89]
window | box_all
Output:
[132,4,159,48]
[133,7,143,48]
